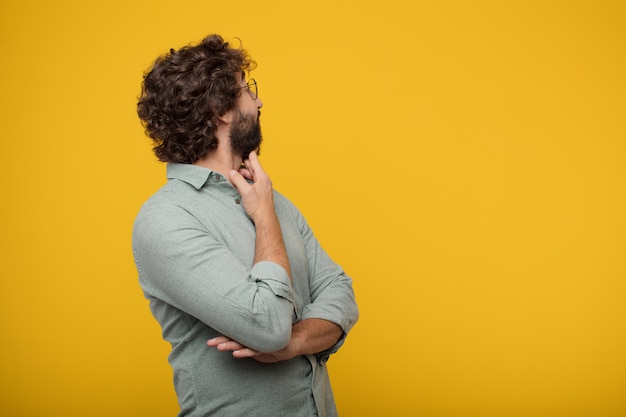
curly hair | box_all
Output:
[137,34,256,163]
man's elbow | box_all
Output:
[250,317,292,352]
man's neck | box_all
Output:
[194,151,242,176]
[193,127,243,180]
[192,119,243,180]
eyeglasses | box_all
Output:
[242,78,258,100]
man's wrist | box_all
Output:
[251,206,278,226]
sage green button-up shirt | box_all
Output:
[132,163,358,417]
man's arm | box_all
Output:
[208,318,343,363]
[230,150,291,279]
[209,151,357,360]
[132,151,296,353]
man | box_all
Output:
[133,34,359,417]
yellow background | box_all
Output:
[1,1,625,416]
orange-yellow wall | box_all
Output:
[1,1,625,416]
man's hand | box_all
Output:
[207,335,297,364]
[229,150,274,223]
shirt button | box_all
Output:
[214,174,221,181]
[235,199,241,204]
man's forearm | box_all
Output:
[290,319,343,356]
[253,210,291,280]
[208,318,343,362]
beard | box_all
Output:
[229,109,262,159]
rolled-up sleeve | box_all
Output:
[132,201,296,353]
[294,205,359,358]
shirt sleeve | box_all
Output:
[132,200,296,353]
[291,201,360,360]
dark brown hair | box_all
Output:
[137,34,256,163]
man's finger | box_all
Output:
[229,170,250,191]
[245,150,262,173]
[207,336,231,347]
[238,167,253,180]
[232,348,260,358]
[217,341,246,351]
[208,337,248,352]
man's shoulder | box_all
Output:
[134,180,197,223]
[138,181,182,208]
[272,189,296,210]
[273,190,308,226]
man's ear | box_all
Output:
[216,109,233,125]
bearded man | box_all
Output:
[133,34,359,417]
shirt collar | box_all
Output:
[166,163,215,190]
